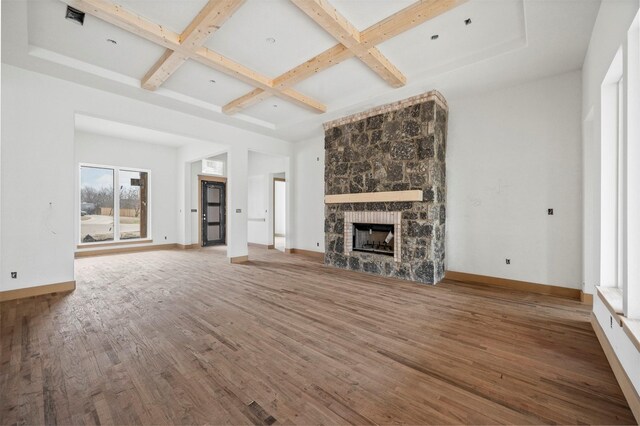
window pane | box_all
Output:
[207,225,220,240]
[119,170,148,240]
[80,166,114,243]
[202,159,224,176]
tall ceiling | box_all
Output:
[2,0,601,141]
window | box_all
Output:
[616,76,625,295]
[202,159,224,176]
[80,165,149,244]
[600,48,623,289]
[599,11,640,320]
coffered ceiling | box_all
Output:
[2,0,601,141]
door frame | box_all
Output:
[198,175,227,247]
[273,177,286,244]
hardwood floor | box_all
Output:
[1,247,635,425]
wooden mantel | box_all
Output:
[324,190,423,204]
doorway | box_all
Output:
[273,178,286,251]
[201,180,226,246]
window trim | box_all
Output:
[600,48,623,289]
[78,162,152,246]
[599,10,640,320]
[616,75,625,294]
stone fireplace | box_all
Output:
[324,91,448,284]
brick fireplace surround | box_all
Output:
[323,91,449,284]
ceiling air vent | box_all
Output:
[65,6,85,26]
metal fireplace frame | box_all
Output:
[344,211,402,262]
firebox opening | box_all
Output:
[353,223,395,257]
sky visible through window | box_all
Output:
[81,166,113,189]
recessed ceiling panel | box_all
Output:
[331,0,415,31]
[204,0,337,77]
[293,57,391,107]
[241,95,319,125]
[28,0,166,80]
[118,0,209,34]
[377,0,525,78]
[162,60,256,106]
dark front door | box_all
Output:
[202,181,226,246]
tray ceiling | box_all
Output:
[1,0,601,141]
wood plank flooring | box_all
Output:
[1,247,635,425]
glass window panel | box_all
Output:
[207,205,220,220]
[80,166,114,243]
[202,159,224,176]
[119,170,148,240]
[207,225,220,240]
[207,187,220,202]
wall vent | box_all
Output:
[65,6,85,25]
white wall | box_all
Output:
[189,161,201,244]
[274,180,286,236]
[581,0,640,400]
[446,70,583,289]
[248,151,286,176]
[246,151,287,246]
[1,64,291,292]
[248,174,268,244]
[74,131,178,250]
[291,137,325,253]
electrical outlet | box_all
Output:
[11,272,17,279]
[548,208,554,215]
[505,259,511,265]
[164,236,167,240]
[236,209,242,213]
[317,242,320,247]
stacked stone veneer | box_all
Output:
[324,91,448,284]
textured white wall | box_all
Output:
[274,180,286,236]
[291,137,325,253]
[248,174,268,245]
[246,151,288,246]
[446,70,583,288]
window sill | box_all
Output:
[622,317,640,353]
[597,286,640,352]
[77,239,153,250]
[596,286,624,325]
